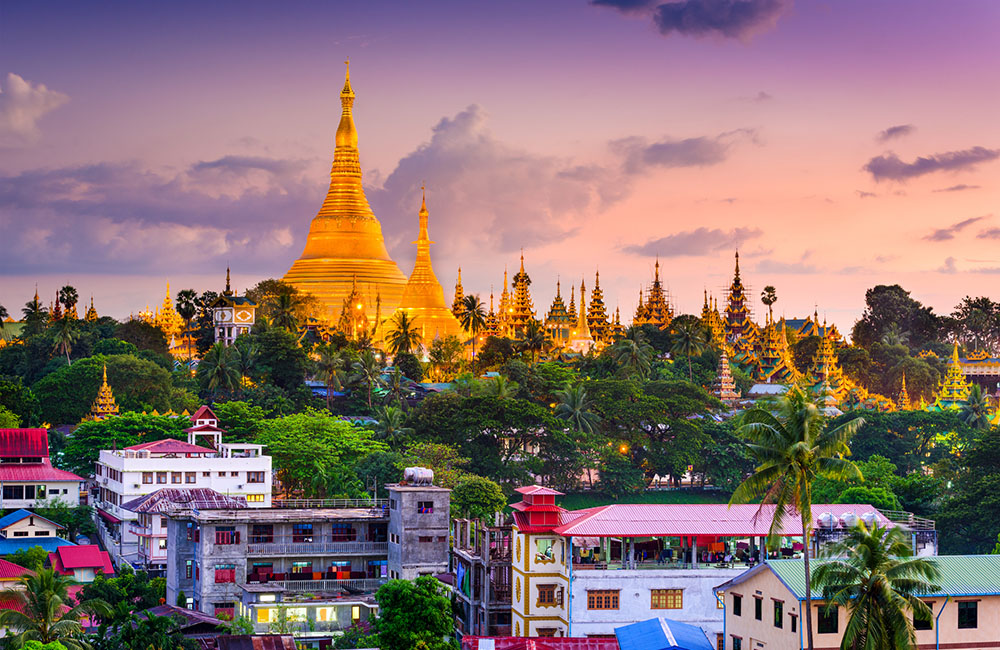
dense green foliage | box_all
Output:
[369,577,458,650]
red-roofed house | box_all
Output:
[94,407,271,567]
[0,429,85,508]
[48,544,114,582]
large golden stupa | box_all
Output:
[395,189,464,342]
[284,63,408,318]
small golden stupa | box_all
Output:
[283,62,407,318]
[83,364,120,422]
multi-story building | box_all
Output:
[0,429,85,509]
[164,478,449,647]
[452,517,513,637]
[94,406,272,565]
[716,555,1000,650]
[510,485,934,643]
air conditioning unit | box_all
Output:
[237,485,244,489]
[133,484,140,489]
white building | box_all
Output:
[94,406,272,566]
[0,428,85,509]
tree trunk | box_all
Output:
[687,356,693,381]
[802,506,815,650]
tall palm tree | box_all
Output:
[961,383,992,430]
[730,386,865,650]
[481,375,519,400]
[385,311,423,356]
[314,345,346,411]
[271,292,300,331]
[517,319,547,364]
[555,383,601,436]
[671,320,707,382]
[199,342,242,398]
[57,285,79,319]
[52,317,79,365]
[761,285,777,320]
[233,337,259,393]
[352,349,384,409]
[22,293,48,337]
[0,568,111,650]
[374,405,413,446]
[175,288,198,360]
[813,522,940,650]
[459,294,487,374]
[612,331,654,379]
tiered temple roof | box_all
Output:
[482,288,500,338]
[509,253,536,335]
[84,297,98,322]
[609,307,626,341]
[929,344,971,410]
[497,267,512,336]
[640,260,672,330]
[701,291,726,349]
[452,267,465,319]
[897,373,911,410]
[566,279,594,353]
[804,326,851,402]
[545,279,574,343]
[587,271,611,343]
[83,365,120,422]
[755,317,799,384]
[711,346,741,407]
[725,251,756,343]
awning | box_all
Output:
[97,509,121,524]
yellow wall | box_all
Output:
[511,527,569,637]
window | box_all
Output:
[818,607,838,634]
[185,472,196,484]
[791,615,797,633]
[291,561,312,574]
[256,607,272,624]
[158,539,167,550]
[246,494,265,503]
[958,601,977,629]
[203,471,210,477]
[230,471,239,477]
[587,590,619,610]
[754,597,762,621]
[292,523,313,543]
[249,524,273,544]
[171,472,181,484]
[731,637,742,650]
[913,607,932,631]
[33,531,49,537]
[419,536,433,543]
[732,594,742,616]
[331,524,356,541]
[214,526,239,545]
[214,564,236,583]
[538,584,557,605]
[218,471,226,477]
[417,501,434,514]
[773,601,783,628]
[251,562,273,577]
[717,590,725,609]
[247,471,265,483]
[156,472,167,484]
[185,560,193,579]
[389,498,396,510]
[651,589,683,609]
[536,538,555,560]
[142,472,153,484]
[2,486,23,500]
[12,531,27,537]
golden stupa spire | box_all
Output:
[897,372,911,410]
[83,364,120,422]
[567,277,594,352]
[452,266,465,318]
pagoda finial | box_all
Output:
[594,269,601,289]
[952,342,960,364]
[224,266,232,296]
[102,363,108,385]
[734,250,740,276]
[520,249,525,274]
[420,183,428,216]
[556,277,561,297]
[33,284,39,302]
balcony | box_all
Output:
[250,577,387,594]
[246,540,388,556]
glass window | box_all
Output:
[214,526,238,545]
[291,562,312,574]
[958,601,977,629]
[247,494,265,503]
[651,589,683,609]
[716,590,725,609]
[587,590,619,610]
[417,501,434,513]
[791,615,797,633]
[818,607,838,634]
[250,525,273,543]
[536,538,555,560]
[142,472,153,484]
[331,523,356,541]
[171,472,182,484]
[247,471,265,483]
[538,584,556,605]
[913,608,932,631]
[185,472,196,484]
[214,564,236,583]
[256,607,271,624]
[773,601,783,628]
[754,597,762,621]
[156,472,167,484]
[732,594,742,616]
[732,637,742,650]
[292,523,313,543]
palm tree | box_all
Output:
[880,325,910,347]
[458,294,487,373]
[555,383,601,435]
[52,317,79,365]
[729,386,865,650]
[517,319,547,364]
[0,568,111,650]
[233,337,259,393]
[961,383,992,430]
[481,375,519,400]
[57,285,79,319]
[374,405,413,446]
[271,292,300,331]
[175,288,198,360]
[671,320,707,382]
[813,522,940,650]
[385,311,423,356]
[314,345,346,411]
[612,331,654,379]
[352,349,384,409]
[761,285,777,319]
[22,293,48,336]
[199,342,242,398]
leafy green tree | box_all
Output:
[401,442,471,489]
[354,450,403,499]
[23,641,69,650]
[57,286,79,319]
[78,565,166,627]
[254,327,308,392]
[33,499,96,541]
[516,319,547,364]
[851,285,940,351]
[256,412,387,498]
[91,338,139,357]
[451,475,507,521]
[21,293,49,337]
[612,330,654,379]
[373,405,413,446]
[385,312,423,356]
[212,400,268,441]
[428,335,463,380]
[114,320,169,356]
[0,568,111,650]
[175,289,198,361]
[476,336,515,370]
[937,426,1000,552]
[232,336,259,389]
[6,546,49,572]
[835,486,900,510]
[474,375,519,400]
[51,318,79,365]
[0,405,21,427]
[554,383,600,435]
[962,383,992,430]
[351,350,384,409]
[730,387,864,650]
[313,344,347,411]
[458,295,487,373]
[833,410,970,475]
[62,413,188,475]
[96,612,196,650]
[596,451,646,498]
[393,351,423,382]
[371,577,458,650]
[813,523,940,650]
[700,421,756,492]
[197,342,242,398]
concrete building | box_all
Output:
[452,517,513,637]
[509,486,934,643]
[716,555,1000,650]
[94,406,271,566]
[0,429,85,509]
[387,482,451,580]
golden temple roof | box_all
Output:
[83,364,120,422]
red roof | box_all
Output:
[0,429,49,457]
[514,485,564,496]
[551,504,890,538]
[0,597,27,615]
[183,423,223,434]
[0,461,82,482]
[50,544,115,575]
[0,559,32,580]
[125,439,214,454]
[190,405,218,422]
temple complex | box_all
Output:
[394,189,464,344]
[724,252,757,343]
[283,63,408,319]
[587,271,610,343]
[85,297,98,322]
[507,253,537,336]
[635,260,672,330]
[544,279,573,343]
[83,365,120,422]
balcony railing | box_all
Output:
[253,577,387,593]
[272,498,388,510]
[245,541,388,556]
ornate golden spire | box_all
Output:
[452,266,465,318]
[85,296,98,322]
[897,372,911,410]
[567,277,594,352]
[83,364,120,422]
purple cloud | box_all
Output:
[613,129,755,175]
[923,215,988,242]
[933,184,980,193]
[864,146,1000,182]
[593,0,790,40]
[876,124,915,142]
[623,227,762,257]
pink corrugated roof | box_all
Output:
[0,559,31,580]
[52,545,115,574]
[0,461,82,482]
[0,429,49,457]
[125,439,214,454]
[552,504,889,538]
[190,405,218,423]
[514,485,564,496]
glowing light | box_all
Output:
[619,444,629,454]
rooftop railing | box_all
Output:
[271,498,388,510]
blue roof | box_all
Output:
[615,618,714,650]
[0,537,76,554]
[0,509,65,532]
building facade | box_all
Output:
[387,482,451,580]
[0,429,85,509]
[452,517,513,637]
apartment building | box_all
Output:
[164,479,449,647]
[716,555,1000,650]
[0,429,85,509]
[452,517,513,637]
[510,485,933,643]
[94,406,271,564]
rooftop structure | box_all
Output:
[0,429,85,509]
[210,268,257,347]
[452,517,513,637]
[48,544,114,582]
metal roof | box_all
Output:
[125,439,215,454]
[515,485,564,496]
[0,461,83,482]
[122,488,247,513]
[552,504,889,538]
[0,509,65,531]
[761,555,1000,599]
[616,617,714,650]
[0,559,31,580]
[0,429,49,457]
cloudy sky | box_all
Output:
[1,0,998,330]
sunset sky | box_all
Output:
[2,0,999,332]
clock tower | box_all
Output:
[210,268,257,346]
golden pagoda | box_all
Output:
[897,373,911,410]
[452,267,465,319]
[929,344,971,410]
[701,291,726,350]
[337,275,372,341]
[497,267,513,337]
[711,346,741,407]
[283,62,408,318]
[725,251,756,343]
[83,365,120,422]
[394,189,464,344]
[642,260,673,329]
[545,279,574,343]
[567,285,577,321]
[566,278,594,353]
[154,283,185,343]
[632,288,647,325]
[51,293,62,322]
[587,271,610,343]
[804,325,851,401]
[509,252,537,335]
[609,306,626,341]
[482,287,500,338]
[85,296,98,322]
[755,316,798,384]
